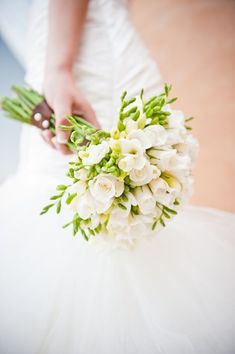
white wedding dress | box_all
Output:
[0,0,235,353]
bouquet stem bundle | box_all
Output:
[0,85,110,152]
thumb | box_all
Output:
[54,99,72,144]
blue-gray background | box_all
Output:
[0,0,30,182]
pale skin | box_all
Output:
[42,0,101,154]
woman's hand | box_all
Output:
[42,69,100,154]
[42,0,96,154]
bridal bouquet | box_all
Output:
[1,84,198,247]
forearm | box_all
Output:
[45,0,89,75]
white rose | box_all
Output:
[79,141,109,165]
[130,161,154,186]
[89,174,115,202]
[76,191,95,219]
[129,219,150,237]
[89,174,124,203]
[107,206,131,234]
[134,185,156,215]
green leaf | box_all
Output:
[81,229,89,241]
[56,200,62,214]
[121,194,128,202]
[66,193,77,205]
[152,220,158,230]
[118,203,127,210]
[185,125,192,131]
[160,218,166,227]
[164,206,177,215]
[173,199,180,206]
[50,194,63,200]
[164,83,172,97]
[56,185,67,191]
[62,220,73,229]
[185,116,194,122]
[162,209,171,219]
[40,203,54,215]
[140,88,144,100]
[121,91,127,102]
[167,97,177,104]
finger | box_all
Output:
[54,99,72,144]
[41,129,56,149]
[51,137,72,155]
[74,96,101,129]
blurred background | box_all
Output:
[0,0,235,212]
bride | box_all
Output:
[0,0,235,353]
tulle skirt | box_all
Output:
[0,172,235,353]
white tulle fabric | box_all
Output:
[0,0,235,353]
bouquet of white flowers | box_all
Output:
[1,84,198,247]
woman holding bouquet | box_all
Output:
[0,0,235,353]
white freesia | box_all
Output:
[128,129,150,149]
[67,180,87,196]
[149,178,176,205]
[134,185,156,215]
[130,160,155,186]
[161,173,182,194]
[169,154,191,172]
[128,125,167,149]
[74,168,89,181]
[148,148,177,171]
[125,118,139,134]
[166,127,187,145]
[94,198,113,214]
[167,109,185,128]
[114,178,125,197]
[79,141,109,165]
[174,134,199,163]
[89,214,100,230]
[126,192,138,206]
[145,125,167,147]
[118,138,146,172]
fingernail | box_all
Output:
[57,133,67,144]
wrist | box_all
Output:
[43,66,74,91]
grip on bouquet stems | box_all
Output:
[31,100,53,130]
